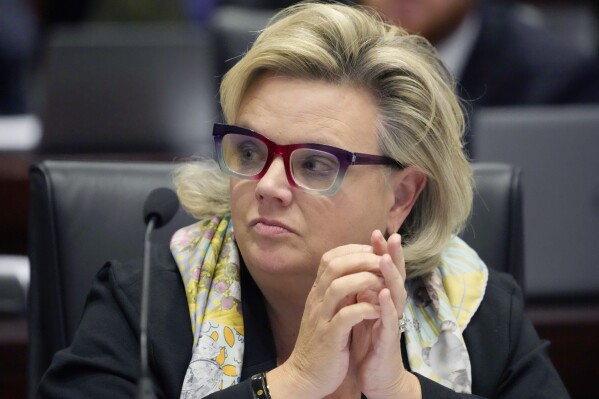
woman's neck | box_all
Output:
[243,262,315,361]
[262,285,306,363]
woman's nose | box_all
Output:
[255,156,293,205]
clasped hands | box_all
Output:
[269,230,421,399]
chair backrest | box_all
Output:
[27,161,194,398]
[27,160,522,397]
[39,24,218,155]
[460,163,524,286]
[472,105,599,300]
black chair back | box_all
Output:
[460,163,523,286]
[39,24,217,156]
[27,161,193,398]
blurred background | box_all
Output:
[1,0,598,398]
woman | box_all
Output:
[38,2,568,398]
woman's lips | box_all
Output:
[250,219,294,236]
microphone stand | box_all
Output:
[138,217,157,399]
[137,187,179,398]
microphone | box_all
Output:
[143,187,180,228]
[138,188,179,399]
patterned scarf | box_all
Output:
[170,215,488,397]
[403,238,488,393]
[171,215,244,398]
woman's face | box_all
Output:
[230,74,409,286]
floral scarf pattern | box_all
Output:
[403,236,488,393]
[171,215,244,398]
[171,216,487,396]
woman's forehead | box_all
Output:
[235,75,381,151]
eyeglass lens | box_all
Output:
[220,133,341,191]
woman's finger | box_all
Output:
[320,271,385,318]
[387,233,406,280]
[380,288,400,336]
[379,254,407,314]
[356,289,379,305]
[371,229,387,256]
[315,252,382,296]
[314,244,374,284]
[328,302,381,351]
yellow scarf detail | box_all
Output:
[403,235,488,393]
[170,215,244,397]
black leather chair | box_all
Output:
[27,161,194,399]
[27,160,522,398]
[460,163,524,287]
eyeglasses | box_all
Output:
[213,124,404,196]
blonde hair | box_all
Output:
[174,1,473,278]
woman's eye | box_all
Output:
[241,148,255,160]
[236,142,262,162]
[299,156,337,176]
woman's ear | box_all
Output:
[386,167,427,235]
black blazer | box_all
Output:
[458,3,599,155]
[37,245,569,398]
[459,3,599,110]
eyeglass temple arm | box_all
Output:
[352,153,405,169]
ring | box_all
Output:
[398,313,407,333]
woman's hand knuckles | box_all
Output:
[327,278,344,297]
